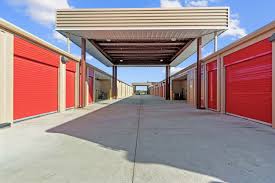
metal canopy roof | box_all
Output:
[56,7,229,67]
[132,82,153,86]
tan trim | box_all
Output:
[0,19,80,62]
[193,68,197,106]
[216,56,221,112]
[58,59,66,112]
[85,67,89,106]
[204,63,208,108]
[220,57,226,113]
[93,72,96,102]
[0,30,14,125]
[75,62,80,108]
[272,40,275,128]
[203,21,275,62]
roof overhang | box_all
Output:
[56,7,229,67]
[132,82,153,86]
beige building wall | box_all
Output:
[0,30,14,125]
[58,59,66,112]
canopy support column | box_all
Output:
[196,37,202,109]
[165,65,170,100]
[214,32,218,52]
[112,66,117,99]
[80,38,86,108]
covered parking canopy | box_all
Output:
[55,7,229,107]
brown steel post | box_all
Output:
[165,65,170,100]
[112,66,118,99]
[80,38,86,108]
[196,37,202,109]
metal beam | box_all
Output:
[80,38,86,108]
[165,65,170,100]
[214,32,218,52]
[112,66,118,99]
[196,37,202,109]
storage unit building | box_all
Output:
[224,38,272,124]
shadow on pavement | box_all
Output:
[47,95,275,183]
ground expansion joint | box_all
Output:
[131,96,143,183]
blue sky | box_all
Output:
[1,0,274,85]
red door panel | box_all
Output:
[208,70,217,110]
[88,76,94,104]
[225,39,272,124]
[66,70,75,108]
[14,56,58,120]
[207,61,217,110]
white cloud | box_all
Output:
[53,31,67,43]
[160,0,183,8]
[185,0,208,6]
[221,13,247,39]
[9,0,70,26]
[184,0,219,7]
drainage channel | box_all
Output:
[131,95,143,183]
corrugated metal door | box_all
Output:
[88,67,94,104]
[207,61,217,110]
[66,61,76,109]
[14,36,59,120]
[224,38,272,124]
[88,76,94,104]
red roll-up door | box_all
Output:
[88,67,94,104]
[88,76,94,103]
[66,61,76,109]
[224,38,272,124]
[14,37,59,120]
[207,60,217,110]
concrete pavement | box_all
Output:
[1,95,275,183]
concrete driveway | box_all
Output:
[1,95,275,183]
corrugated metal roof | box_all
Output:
[56,7,229,67]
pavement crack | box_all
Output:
[131,95,143,183]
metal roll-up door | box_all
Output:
[224,38,272,124]
[88,67,94,104]
[66,61,76,109]
[14,36,59,120]
[207,60,217,110]
[88,76,94,103]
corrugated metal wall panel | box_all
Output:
[14,36,59,67]
[224,39,272,124]
[66,60,76,72]
[56,8,229,29]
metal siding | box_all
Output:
[66,70,75,108]
[224,39,272,124]
[56,8,229,29]
[207,60,217,110]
